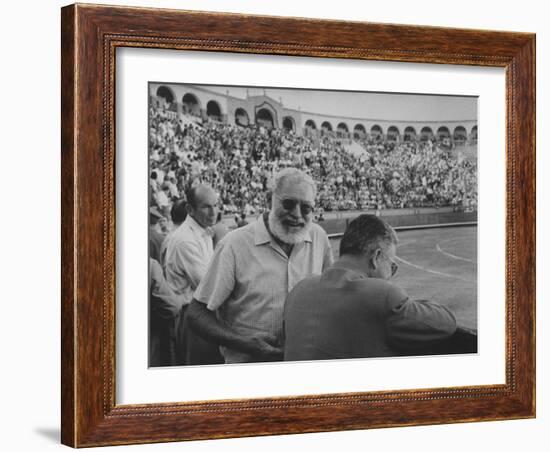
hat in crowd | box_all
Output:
[149,206,163,219]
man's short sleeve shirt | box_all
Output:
[164,216,214,306]
[194,216,333,363]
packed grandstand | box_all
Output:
[149,98,478,220]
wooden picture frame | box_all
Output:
[61,3,535,447]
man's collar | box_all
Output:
[186,215,214,236]
[330,258,370,279]
[254,215,272,246]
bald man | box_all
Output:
[163,184,223,365]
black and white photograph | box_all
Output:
[148,83,478,367]
[2,0,545,449]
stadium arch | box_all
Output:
[282,116,296,132]
[181,93,201,116]
[370,124,383,140]
[387,125,400,142]
[206,100,223,121]
[453,126,468,145]
[156,86,175,105]
[337,122,349,138]
[470,125,478,143]
[437,126,450,139]
[420,126,434,141]
[304,119,318,138]
[256,108,275,129]
[254,102,278,129]
[404,126,417,142]
[235,108,250,126]
[305,119,317,129]
[353,124,366,139]
[321,121,333,132]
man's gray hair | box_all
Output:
[269,168,317,198]
[339,214,398,258]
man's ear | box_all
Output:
[370,248,382,270]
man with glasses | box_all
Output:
[187,168,333,363]
[283,214,458,361]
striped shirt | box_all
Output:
[194,216,334,363]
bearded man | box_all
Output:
[187,168,334,363]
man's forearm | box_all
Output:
[386,299,457,350]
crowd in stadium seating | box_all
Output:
[149,103,478,220]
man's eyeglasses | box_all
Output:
[389,260,399,277]
[381,251,399,277]
[277,196,314,216]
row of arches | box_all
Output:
[156,86,478,143]
[156,87,223,120]
[157,86,287,129]
[304,120,477,143]
[234,107,288,129]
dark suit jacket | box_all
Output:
[283,264,458,361]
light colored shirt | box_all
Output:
[194,216,334,363]
[164,216,214,306]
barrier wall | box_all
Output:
[318,209,477,235]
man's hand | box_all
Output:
[187,300,284,362]
[244,332,283,361]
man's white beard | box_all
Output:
[268,210,312,245]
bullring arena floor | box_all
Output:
[330,225,477,329]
